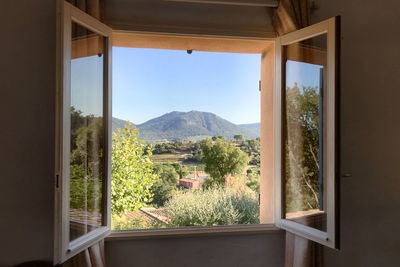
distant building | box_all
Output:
[179,171,208,189]
[179,178,203,189]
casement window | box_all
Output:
[55,2,112,263]
[55,1,339,263]
[274,18,339,249]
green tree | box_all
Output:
[285,85,321,212]
[233,134,244,142]
[172,163,189,179]
[151,164,179,206]
[111,124,157,215]
[246,168,260,193]
[69,108,104,213]
[202,139,249,186]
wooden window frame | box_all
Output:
[54,1,113,263]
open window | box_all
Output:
[274,17,339,248]
[55,1,339,262]
[55,2,112,263]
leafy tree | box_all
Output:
[151,164,180,206]
[112,124,157,215]
[201,138,249,186]
[246,168,260,193]
[172,163,189,179]
[233,134,244,142]
[239,138,260,166]
[70,108,104,212]
[285,85,321,212]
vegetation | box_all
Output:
[202,138,249,187]
[70,108,104,213]
[118,110,259,142]
[284,85,321,212]
[111,125,157,215]
[165,187,259,227]
[246,168,260,193]
[151,164,180,207]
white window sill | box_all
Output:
[106,224,283,241]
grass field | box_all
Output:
[151,153,205,171]
[151,153,189,163]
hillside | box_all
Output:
[238,123,260,138]
[112,111,260,142]
[112,117,134,133]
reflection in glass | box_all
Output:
[283,34,327,231]
[69,22,105,241]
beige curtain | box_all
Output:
[62,240,106,267]
[272,0,310,35]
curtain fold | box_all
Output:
[272,0,311,35]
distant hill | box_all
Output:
[238,123,260,138]
[112,117,134,133]
[112,111,260,142]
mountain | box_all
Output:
[112,111,260,142]
[238,123,260,138]
[112,117,134,133]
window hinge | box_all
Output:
[55,174,60,189]
[259,80,261,92]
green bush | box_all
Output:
[164,187,259,227]
[111,214,146,230]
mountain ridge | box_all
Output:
[113,111,260,142]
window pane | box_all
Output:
[69,22,105,241]
[283,34,327,231]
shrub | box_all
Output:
[164,187,259,227]
[111,214,146,230]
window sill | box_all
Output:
[106,224,283,241]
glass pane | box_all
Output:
[283,34,327,231]
[69,22,105,241]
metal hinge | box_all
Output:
[55,174,60,189]
[259,80,261,92]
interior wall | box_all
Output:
[310,1,400,266]
[0,1,56,266]
[103,0,276,38]
[105,232,285,267]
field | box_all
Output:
[150,153,205,171]
[150,153,189,163]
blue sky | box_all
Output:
[112,48,261,125]
[71,50,322,124]
[71,55,104,117]
[286,60,323,89]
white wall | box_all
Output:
[311,1,400,266]
[0,1,56,266]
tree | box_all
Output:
[172,163,189,179]
[201,138,249,186]
[233,134,244,142]
[151,164,179,206]
[111,124,157,215]
[285,85,321,212]
[70,108,104,212]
